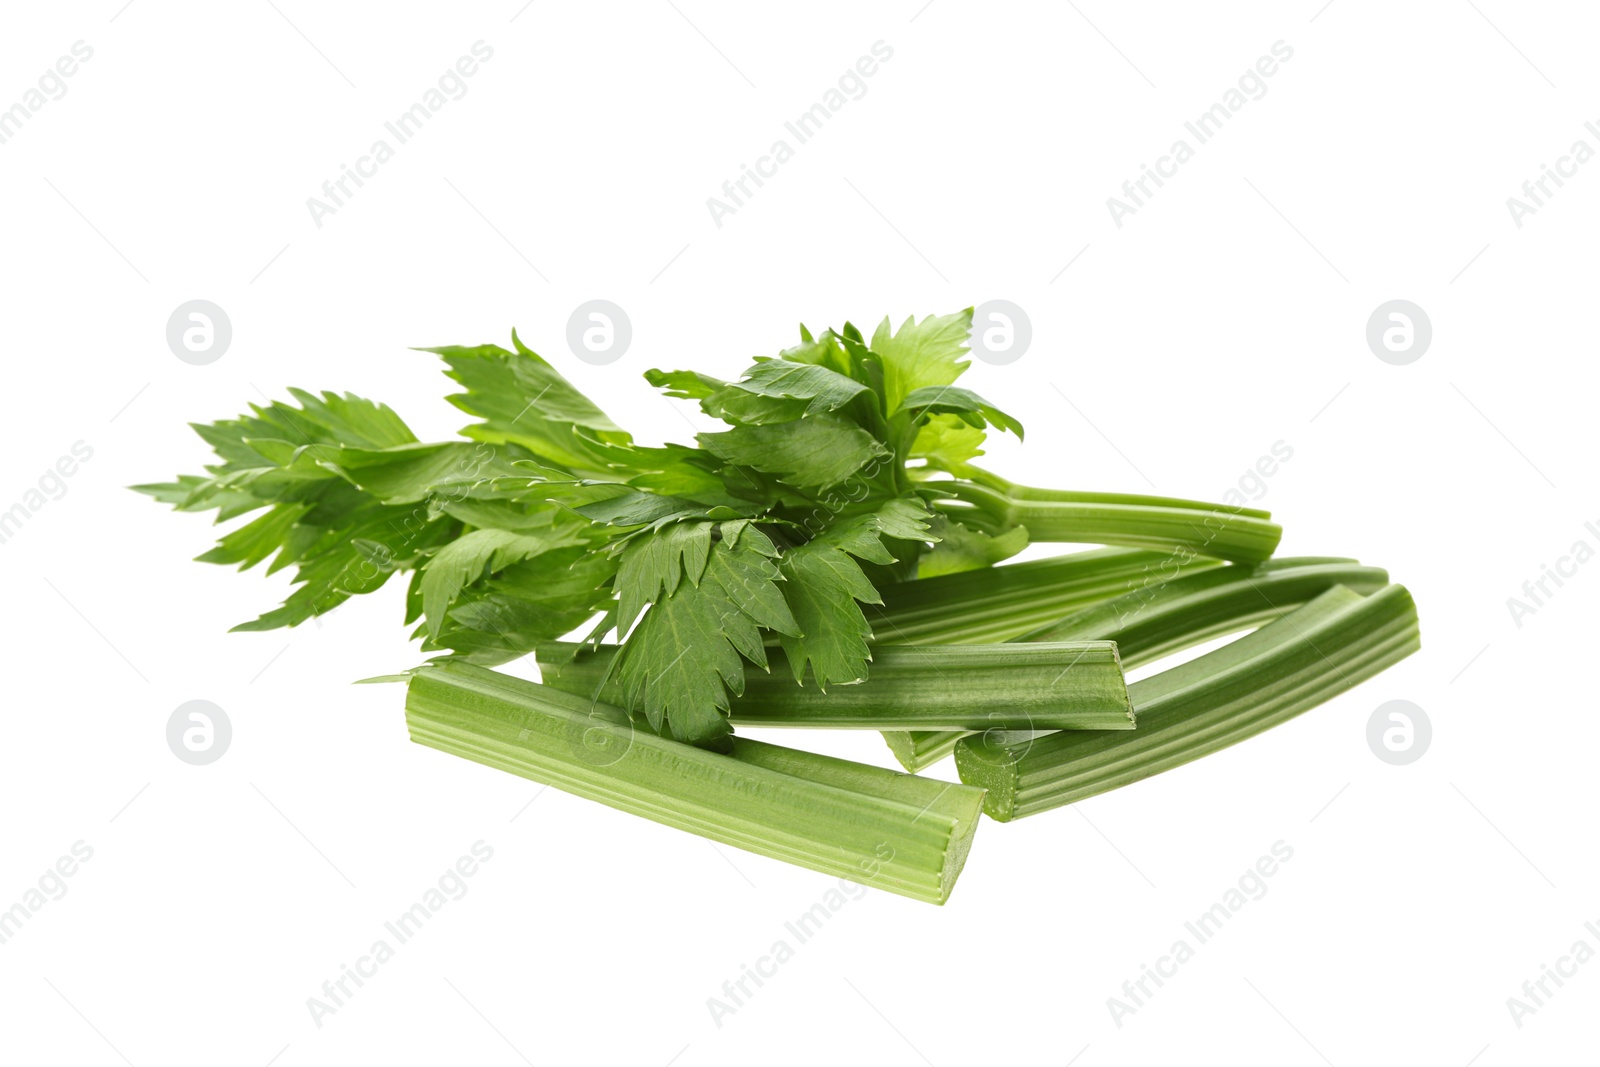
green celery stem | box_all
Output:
[954,583,1421,820]
[867,547,1224,645]
[881,556,1391,772]
[936,481,1283,564]
[537,643,1135,732]
[406,661,986,904]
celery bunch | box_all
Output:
[140,310,1417,904]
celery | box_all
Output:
[928,472,1282,564]
[1023,556,1389,656]
[959,465,1275,518]
[868,547,1224,645]
[536,642,1135,732]
[406,661,986,903]
[883,556,1391,771]
[954,584,1421,820]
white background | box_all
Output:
[1,1,1595,1064]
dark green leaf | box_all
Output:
[698,416,890,493]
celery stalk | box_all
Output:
[931,479,1283,563]
[960,465,1275,519]
[883,556,1391,772]
[869,546,1224,645]
[406,661,986,904]
[536,642,1135,732]
[954,584,1421,820]
[1023,556,1389,657]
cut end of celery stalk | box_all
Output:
[728,737,986,900]
[952,733,1027,821]
[956,583,1422,821]
[882,729,966,773]
[406,661,986,904]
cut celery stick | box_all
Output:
[954,584,1421,820]
[959,465,1275,520]
[1025,556,1391,663]
[406,661,986,904]
[883,556,1391,771]
[929,479,1283,563]
[869,546,1223,645]
[536,642,1135,732]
